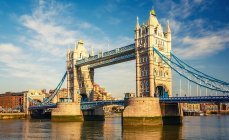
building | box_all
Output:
[50,88,68,103]
[201,103,219,111]
[0,91,26,112]
[183,103,201,112]
[91,84,115,101]
[135,9,172,97]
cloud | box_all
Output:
[0,44,59,85]
[174,31,229,59]
[154,0,229,60]
[0,0,134,96]
[19,1,77,57]
[0,43,21,54]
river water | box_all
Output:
[0,115,229,140]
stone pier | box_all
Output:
[122,97,183,126]
[82,107,105,121]
[51,102,83,121]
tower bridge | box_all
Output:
[29,9,229,125]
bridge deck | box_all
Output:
[160,96,229,103]
[29,96,229,110]
[75,44,135,68]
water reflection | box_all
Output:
[0,118,181,140]
[122,125,182,140]
[1,116,228,139]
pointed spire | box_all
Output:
[147,8,159,26]
[74,42,78,51]
[150,9,156,16]
[90,46,94,56]
[166,20,171,33]
[135,16,140,29]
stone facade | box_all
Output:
[51,102,83,121]
[123,9,182,126]
[67,40,94,102]
[135,10,172,98]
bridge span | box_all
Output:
[28,9,229,125]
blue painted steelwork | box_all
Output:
[29,96,229,110]
[80,100,124,110]
[89,53,135,68]
[29,72,67,106]
[29,103,57,110]
[75,43,135,68]
[160,96,229,103]
[42,72,67,105]
[80,96,229,110]
[171,53,229,85]
[29,44,229,111]
[153,47,229,93]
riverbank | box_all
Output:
[205,110,229,115]
[0,113,27,119]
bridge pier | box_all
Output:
[82,107,105,121]
[51,102,83,121]
[122,97,183,126]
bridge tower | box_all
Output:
[52,40,94,121]
[67,40,94,102]
[135,10,172,98]
[123,9,182,126]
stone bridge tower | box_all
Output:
[135,9,172,98]
[123,10,182,126]
[67,40,94,103]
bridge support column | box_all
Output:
[51,102,83,121]
[82,107,105,121]
[122,97,183,126]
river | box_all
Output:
[0,115,228,140]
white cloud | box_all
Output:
[174,29,229,59]
[0,44,59,84]
[0,43,21,54]
[154,0,229,60]
[0,0,134,97]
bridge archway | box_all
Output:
[155,85,169,98]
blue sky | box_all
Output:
[0,0,228,98]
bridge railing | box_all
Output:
[160,96,229,103]
[80,100,125,110]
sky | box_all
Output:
[0,0,228,98]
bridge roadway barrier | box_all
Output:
[122,97,183,126]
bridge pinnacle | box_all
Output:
[166,20,171,33]
[135,16,140,29]
[150,9,156,16]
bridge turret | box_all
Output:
[165,20,172,53]
[73,40,89,60]
[135,16,140,30]
[147,9,159,27]
[135,9,172,98]
[90,47,94,57]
